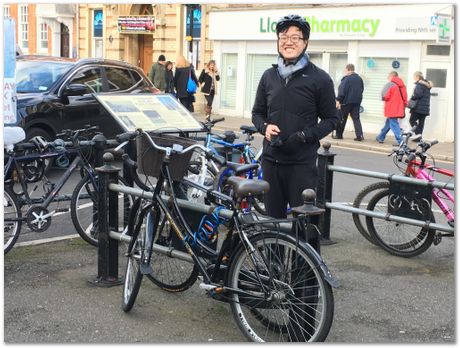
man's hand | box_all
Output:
[265,124,280,141]
[336,100,341,109]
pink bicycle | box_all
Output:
[364,130,454,257]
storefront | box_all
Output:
[209,4,454,141]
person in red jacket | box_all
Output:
[376,71,407,144]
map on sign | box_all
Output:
[95,94,203,132]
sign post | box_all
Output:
[4,18,17,125]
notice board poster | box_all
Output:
[95,94,203,132]
[118,15,155,34]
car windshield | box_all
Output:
[16,60,73,93]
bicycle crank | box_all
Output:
[26,206,53,232]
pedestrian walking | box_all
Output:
[408,71,433,141]
[148,54,167,92]
[174,55,199,112]
[333,63,365,141]
[199,60,220,120]
[164,61,175,95]
[376,71,407,144]
[252,14,338,219]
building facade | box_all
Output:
[208,4,455,142]
[4,4,77,58]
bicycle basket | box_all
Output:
[136,132,196,181]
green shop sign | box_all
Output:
[259,16,380,37]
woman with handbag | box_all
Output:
[174,55,199,112]
[408,71,433,141]
[199,60,220,120]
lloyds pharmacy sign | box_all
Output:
[259,16,380,37]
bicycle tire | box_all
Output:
[352,181,390,245]
[121,207,148,312]
[365,189,435,257]
[4,187,22,255]
[146,208,199,292]
[227,231,334,342]
[70,174,133,247]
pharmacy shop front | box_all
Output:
[209,4,454,142]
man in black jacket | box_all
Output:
[334,64,365,141]
[252,14,338,219]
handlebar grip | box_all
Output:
[430,139,439,147]
[14,142,39,151]
[212,117,225,124]
[116,131,137,143]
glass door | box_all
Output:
[220,53,238,109]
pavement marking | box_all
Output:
[15,234,80,248]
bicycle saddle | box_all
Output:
[226,176,269,198]
[240,125,258,135]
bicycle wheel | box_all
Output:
[121,208,149,312]
[365,189,435,257]
[70,174,133,246]
[227,231,334,342]
[146,208,199,292]
[4,187,22,254]
[352,181,389,245]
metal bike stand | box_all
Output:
[316,142,337,245]
[88,151,123,287]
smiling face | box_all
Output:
[277,26,308,62]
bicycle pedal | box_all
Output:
[199,283,217,291]
[433,233,442,246]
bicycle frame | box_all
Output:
[406,160,455,225]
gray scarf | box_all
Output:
[277,53,309,81]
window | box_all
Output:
[3,5,10,18]
[426,69,447,88]
[244,54,277,112]
[328,53,348,93]
[19,5,28,49]
[426,45,450,56]
[106,67,135,91]
[309,53,323,69]
[220,54,238,109]
[93,9,103,58]
[69,68,103,93]
[39,21,48,50]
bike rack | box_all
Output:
[316,142,455,243]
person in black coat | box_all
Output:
[164,61,175,94]
[199,60,220,120]
[408,71,433,140]
[174,55,198,112]
[252,15,338,219]
[334,63,365,141]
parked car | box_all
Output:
[15,55,159,141]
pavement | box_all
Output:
[192,113,455,163]
[3,112,455,343]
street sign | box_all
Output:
[437,15,451,44]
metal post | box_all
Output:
[316,142,336,245]
[89,152,122,287]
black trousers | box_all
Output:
[409,112,428,135]
[262,159,318,219]
[204,90,215,106]
[336,104,363,138]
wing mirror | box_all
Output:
[62,84,87,97]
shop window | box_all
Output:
[359,57,408,123]
[220,54,238,109]
[244,54,277,113]
[93,9,103,58]
[309,53,322,69]
[185,5,201,38]
[106,67,135,91]
[426,45,450,56]
[329,53,348,92]
[426,69,447,88]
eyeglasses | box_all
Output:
[278,35,305,44]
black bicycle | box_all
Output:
[120,129,336,342]
[3,126,131,253]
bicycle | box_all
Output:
[360,128,454,257]
[120,129,336,342]
[3,127,131,253]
